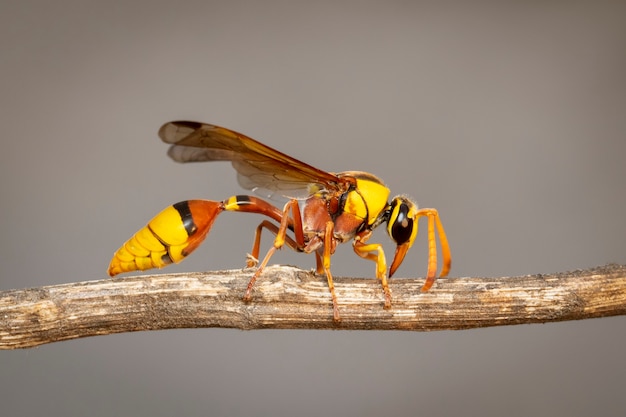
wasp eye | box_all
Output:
[389,201,414,244]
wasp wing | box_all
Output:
[159,121,349,199]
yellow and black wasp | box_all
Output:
[109,121,451,321]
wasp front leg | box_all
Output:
[387,197,452,292]
[415,208,451,291]
[352,230,392,309]
[108,200,224,276]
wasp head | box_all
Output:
[386,195,419,277]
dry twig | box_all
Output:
[1,264,625,349]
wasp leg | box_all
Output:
[319,221,341,322]
[314,252,324,275]
[353,231,391,309]
[241,199,305,301]
[221,194,303,266]
[240,201,343,322]
[415,208,452,292]
[247,220,302,268]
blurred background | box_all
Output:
[1,1,625,416]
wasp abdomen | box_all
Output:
[108,200,223,276]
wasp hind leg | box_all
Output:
[222,198,305,301]
[245,220,303,268]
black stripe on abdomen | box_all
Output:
[173,201,197,236]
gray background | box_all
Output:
[2,1,625,416]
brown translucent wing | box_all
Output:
[159,121,349,199]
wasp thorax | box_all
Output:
[387,196,418,245]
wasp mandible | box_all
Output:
[108,121,451,321]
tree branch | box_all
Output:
[1,264,625,349]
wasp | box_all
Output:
[108,121,451,321]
